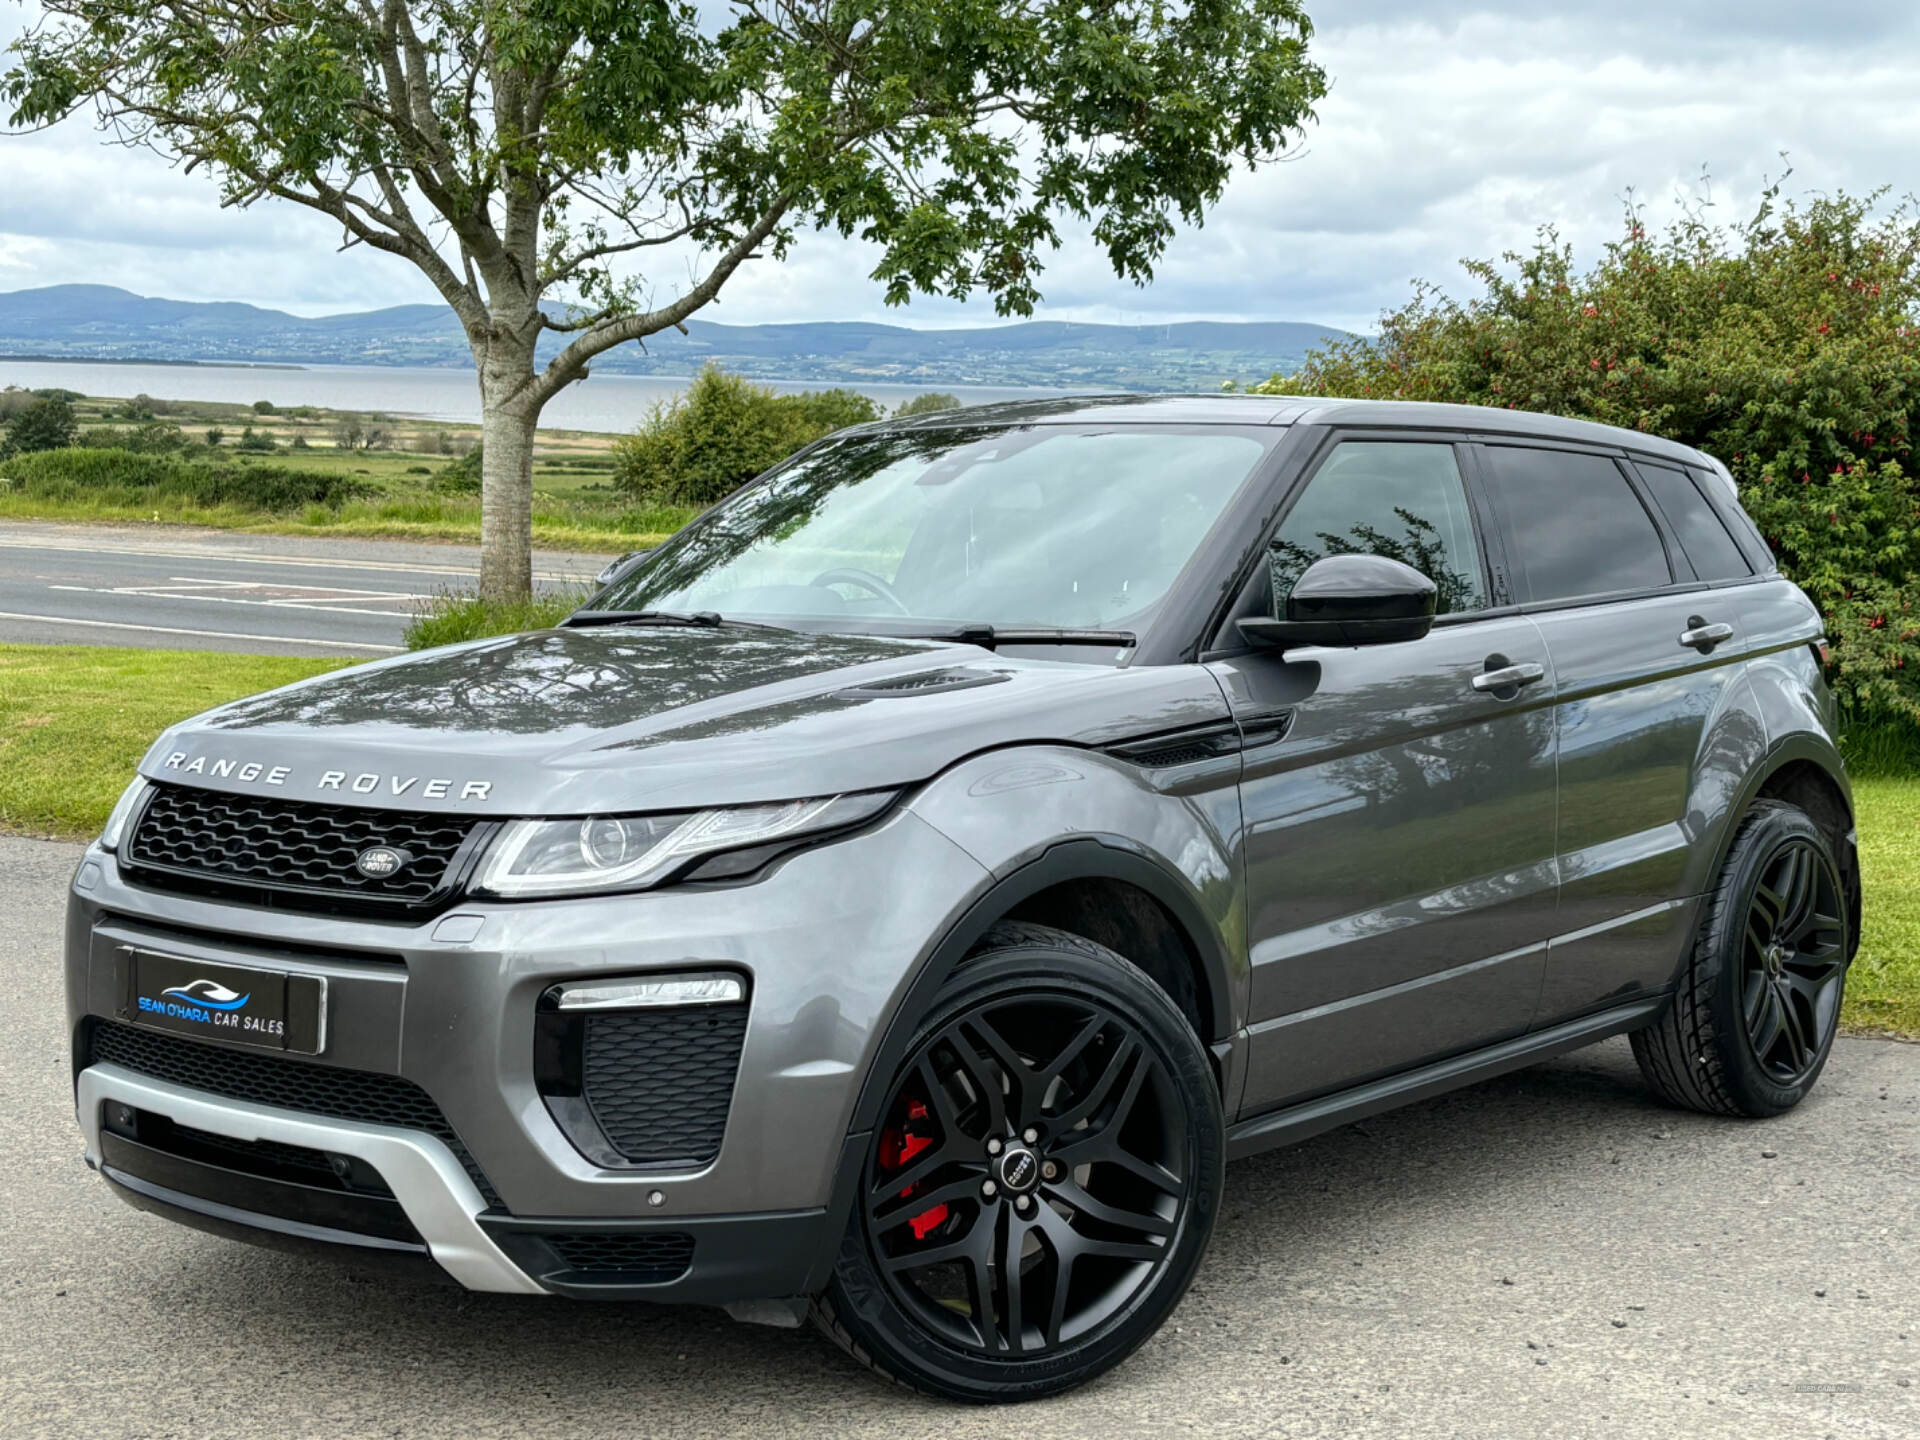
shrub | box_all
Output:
[235,425,276,452]
[252,399,276,415]
[612,363,882,505]
[204,427,224,447]
[434,445,483,494]
[895,391,962,417]
[3,395,79,455]
[1250,184,1920,726]
[0,447,376,509]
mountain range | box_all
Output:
[0,285,1348,391]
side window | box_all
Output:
[1478,447,1671,603]
[1634,461,1752,581]
[1270,441,1488,616]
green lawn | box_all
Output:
[1847,776,1920,1036]
[1,642,1913,1036]
[0,645,347,838]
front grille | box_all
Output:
[122,783,487,915]
[582,1006,748,1166]
[546,1231,695,1282]
[88,1021,503,1208]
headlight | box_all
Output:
[98,776,151,852]
[473,791,895,898]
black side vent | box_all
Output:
[1105,712,1291,768]
[838,667,1010,699]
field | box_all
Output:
[0,642,1912,1037]
[0,387,695,548]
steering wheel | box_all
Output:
[810,567,911,616]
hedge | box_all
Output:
[0,447,375,510]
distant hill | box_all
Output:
[0,285,1348,391]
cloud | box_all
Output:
[3,2,1919,331]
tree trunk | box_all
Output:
[477,344,540,603]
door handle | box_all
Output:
[1471,661,1547,694]
[1679,618,1735,652]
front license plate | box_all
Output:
[121,948,326,1055]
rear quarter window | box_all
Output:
[1633,461,1752,581]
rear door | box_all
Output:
[1470,442,1755,1022]
[1212,435,1560,1112]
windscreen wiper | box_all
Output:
[562,609,793,633]
[915,624,1138,651]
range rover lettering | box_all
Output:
[66,395,1860,1402]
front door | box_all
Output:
[1213,438,1561,1114]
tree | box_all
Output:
[1250,183,1920,725]
[7,1,1326,599]
[4,394,79,455]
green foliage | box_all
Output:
[252,399,276,414]
[235,425,277,452]
[611,365,882,505]
[404,589,585,651]
[1253,186,1920,726]
[434,446,484,495]
[894,392,963,417]
[2,394,78,455]
[0,447,375,509]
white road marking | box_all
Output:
[46,575,430,618]
[0,532,595,582]
[0,609,404,651]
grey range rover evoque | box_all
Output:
[66,394,1860,1401]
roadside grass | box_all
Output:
[0,482,692,550]
[0,645,345,839]
[403,588,585,649]
[1,640,1912,1037]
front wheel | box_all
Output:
[813,924,1223,1402]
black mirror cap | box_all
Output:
[1237,554,1438,649]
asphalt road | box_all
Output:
[0,522,614,657]
[2,835,1915,1439]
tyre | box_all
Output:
[813,922,1224,1402]
[1632,800,1851,1117]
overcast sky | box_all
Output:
[3,2,1918,333]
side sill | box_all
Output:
[1224,995,1668,1162]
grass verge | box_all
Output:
[403,590,584,649]
[0,645,346,838]
[0,641,1912,1037]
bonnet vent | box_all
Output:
[837,667,1011,699]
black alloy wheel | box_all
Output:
[814,924,1223,1402]
[1738,836,1847,1086]
[1632,800,1852,1117]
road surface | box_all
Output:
[0,521,614,656]
[1,835,1913,1439]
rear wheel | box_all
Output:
[813,923,1223,1402]
[1632,801,1850,1117]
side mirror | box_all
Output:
[595,549,654,587]
[1237,553,1437,649]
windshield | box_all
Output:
[594,424,1274,638]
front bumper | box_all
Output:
[67,808,990,1297]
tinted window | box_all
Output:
[1634,462,1751,581]
[1479,447,1671,603]
[1270,442,1488,615]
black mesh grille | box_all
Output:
[123,783,483,913]
[583,1006,747,1166]
[88,1021,503,1208]
[546,1231,695,1281]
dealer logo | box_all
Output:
[159,979,251,1011]
[354,846,411,879]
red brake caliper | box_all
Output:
[878,1098,950,1241]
